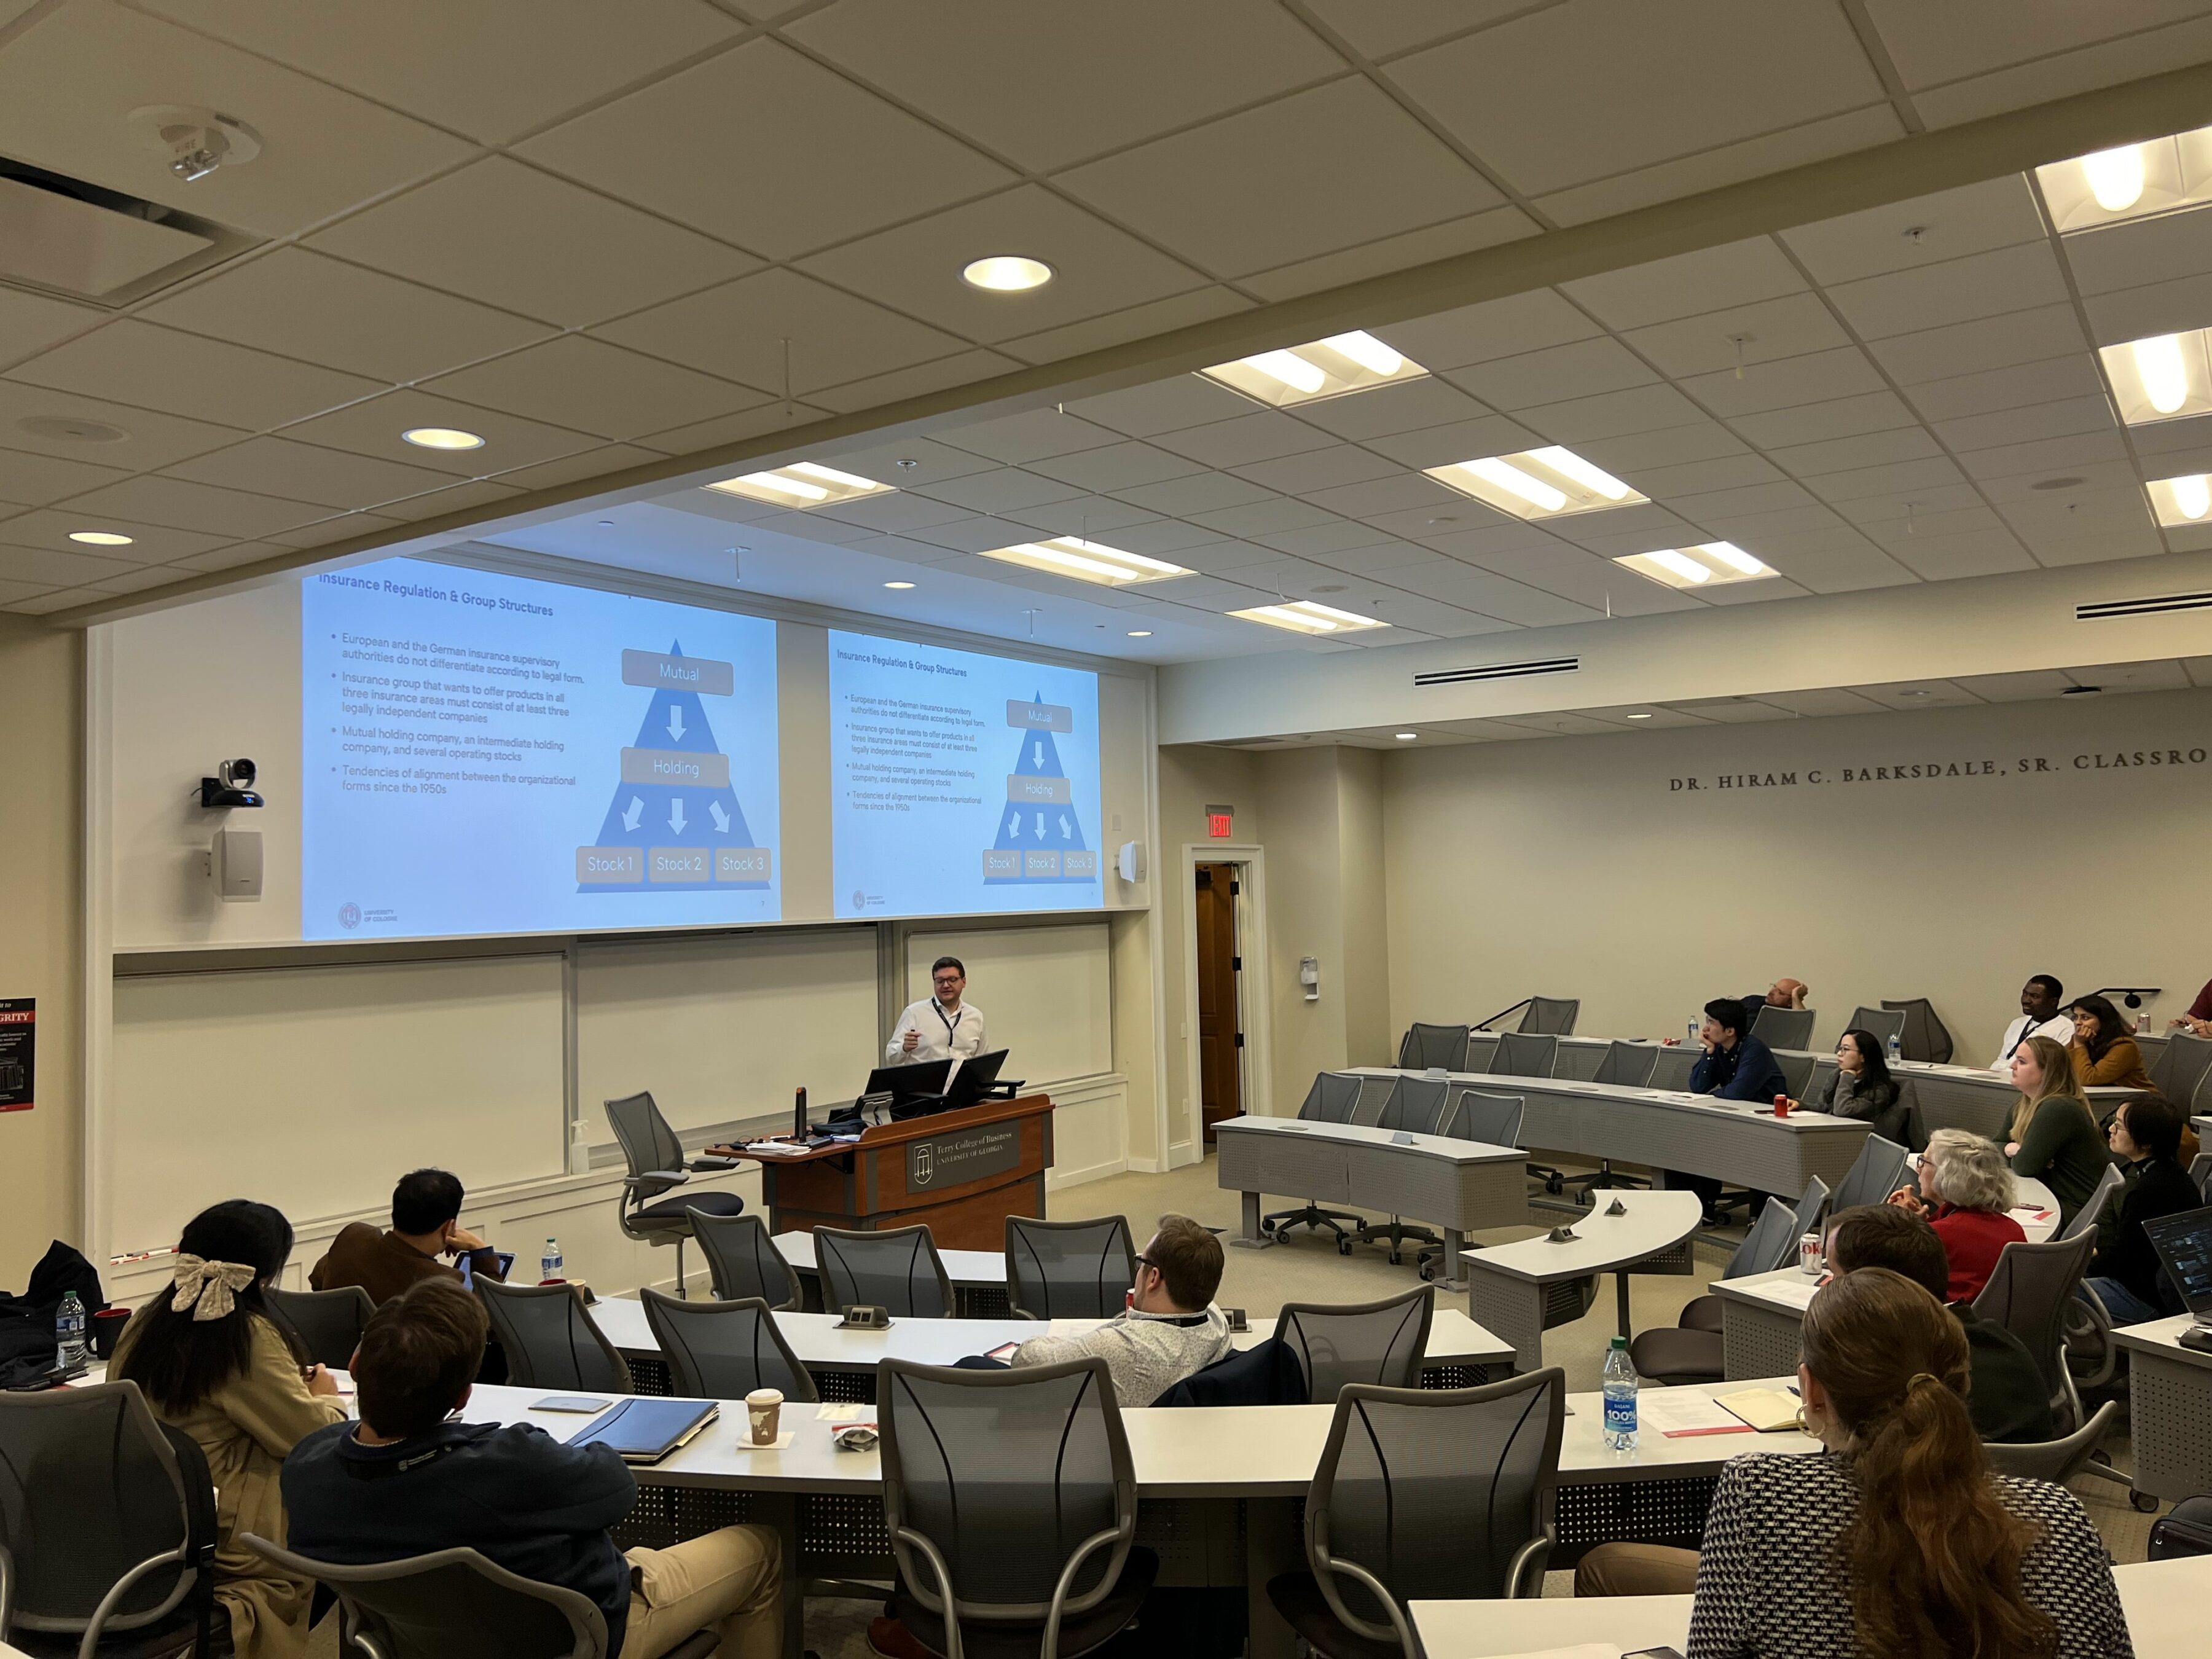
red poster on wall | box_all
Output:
[0,998,33,1113]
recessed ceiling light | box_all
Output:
[2036,126,2212,232]
[68,530,133,546]
[1127,630,1153,637]
[2100,331,2212,424]
[977,536,1190,587]
[1201,330,1429,408]
[1614,541,1777,590]
[1394,732,1418,741]
[961,255,1053,291]
[883,581,915,590]
[1426,445,1647,520]
[401,426,485,450]
[2148,472,2212,524]
[704,461,895,509]
[1626,712,1654,720]
[1226,600,1389,636]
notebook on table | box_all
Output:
[569,1397,720,1464]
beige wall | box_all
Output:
[1384,687,2212,1055]
[0,618,82,1269]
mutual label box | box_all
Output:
[621,747,731,788]
[622,649,734,697]
[648,847,712,883]
[906,1121,1022,1191]
[1006,774,1072,803]
[715,848,772,882]
[1005,700,1072,733]
[578,847,643,884]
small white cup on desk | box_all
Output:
[745,1388,784,1445]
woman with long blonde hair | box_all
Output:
[2004,1033,2109,1230]
[1685,1268,2126,1657]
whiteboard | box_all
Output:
[110,955,567,1255]
[576,928,880,1134]
[908,924,1112,1085]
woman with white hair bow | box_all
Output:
[111,1199,348,1658]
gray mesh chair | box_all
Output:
[605,1091,746,1298]
[1278,1287,1435,1402]
[1973,1231,2097,1429]
[1830,1134,1912,1215]
[1489,1032,1558,1078]
[1265,1075,1370,1244]
[1518,997,1580,1036]
[1358,1081,1459,1259]
[1881,998,1955,1064]
[1450,1086,1525,1148]
[474,1280,632,1394]
[1630,1196,1803,1385]
[0,1382,218,1659]
[815,1225,956,1319]
[1268,1370,1566,1659]
[1792,1175,1831,1237]
[1845,1006,1907,1053]
[688,1210,803,1310]
[245,1534,720,1659]
[1396,1024,1470,1070]
[1984,1400,2120,1484]
[1751,1005,1816,1051]
[2060,1162,2127,1242]
[1005,1216,1137,1320]
[878,1357,1153,1659]
[1591,1040,1660,1088]
[1775,1050,1818,1101]
[2149,1032,2212,1109]
[640,1288,818,1402]
[266,1283,376,1369]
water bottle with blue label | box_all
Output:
[57,1290,88,1371]
[541,1237,562,1284]
[1602,1335,1638,1450]
[1686,1019,1698,1046]
[1887,1030,1902,1065]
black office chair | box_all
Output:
[474,1280,632,1394]
[266,1284,375,1370]
[1005,1215,1137,1319]
[1775,1050,1818,1102]
[1750,1005,1816,1051]
[604,1090,747,1298]
[815,1225,956,1319]
[1830,1134,1912,1215]
[1396,1023,1470,1070]
[1277,1286,1435,1402]
[0,1381,219,1659]
[640,1289,818,1402]
[1518,998,1580,1037]
[1881,998,1955,1064]
[2149,1032,2212,1112]
[688,1211,803,1310]
[1356,1078,1457,1261]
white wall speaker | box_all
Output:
[1116,840,1145,882]
[213,827,263,900]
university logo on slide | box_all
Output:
[337,902,362,930]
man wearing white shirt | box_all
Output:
[886,955,989,1065]
[1992,973,2075,1070]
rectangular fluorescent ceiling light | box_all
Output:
[1613,542,1776,590]
[2147,473,2212,527]
[2098,331,2212,425]
[977,536,1190,587]
[703,460,894,508]
[1423,446,1647,520]
[2036,126,2212,232]
[1226,599,1389,635]
[1200,331,1428,408]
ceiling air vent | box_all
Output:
[2074,590,2212,621]
[1413,655,1580,688]
[0,155,251,306]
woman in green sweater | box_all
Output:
[2004,1033,2111,1228]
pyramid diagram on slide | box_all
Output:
[984,693,1099,886]
[576,641,771,893]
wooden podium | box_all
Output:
[745,1093,1054,1250]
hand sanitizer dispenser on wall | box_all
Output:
[1300,956,1320,1002]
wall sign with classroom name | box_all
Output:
[0,998,33,1113]
[1669,744,2210,793]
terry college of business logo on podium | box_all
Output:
[911,1144,935,1186]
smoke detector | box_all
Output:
[128,105,262,182]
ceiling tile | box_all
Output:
[422,337,766,442]
[1865,304,2090,384]
[1109,472,1282,519]
[1064,376,1257,437]
[1830,484,1985,523]
[1311,538,1451,573]
[0,382,247,472]
[806,348,1020,415]
[1250,519,1408,557]
[1902,354,2103,423]
[1907,17,2212,131]
[939,410,1123,466]
[1625,452,1787,497]
[142,248,554,383]
[374,478,528,526]
[1,508,227,562]
[638,402,831,456]
[0,543,155,587]
[1057,77,1503,277]
[597,267,971,397]
[0,445,130,506]
[1658,480,1816,522]
[1933,395,2116,456]
[1535,106,1904,228]
[278,388,600,477]
[1802,455,1967,502]
[1951,429,2128,482]
[1757,546,1916,594]
[1285,377,1494,442]
[162,435,467,510]
[261,512,402,551]
[311,157,759,327]
[1468,544,1700,615]
[139,0,743,146]
[1360,414,1545,470]
[7,320,382,431]
[1445,336,1658,411]
[996,286,1253,366]
[999,494,1163,538]
[1859,0,2212,90]
[1237,206,1539,302]
[482,442,663,495]
[0,0,470,240]
[907,467,1088,516]
[814,436,999,490]
[1025,440,1209,495]
[1186,497,1341,538]
[60,474,323,538]
[1151,412,1341,469]
[1765,426,1945,478]
[1622,292,1853,380]
[1824,241,2071,340]
[1679,347,1887,417]
[1756,686,1897,716]
[519,37,1013,260]
[783,0,1347,172]
[1516,383,1706,444]
[1307,473,1462,519]
[1779,174,2047,285]
[1090,519,1235,557]
[1857,504,2006,543]
[1563,237,1806,331]
[0,286,100,365]
[1574,422,1749,472]
[1385,0,1885,194]
[1371,288,1602,372]
[1882,530,2035,579]
[2081,270,2212,347]
[799,184,1208,343]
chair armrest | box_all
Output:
[892,1528,963,1659]
[1504,1530,1554,1598]
[78,1543,189,1659]
[1041,1523,1132,1659]
[1318,1554,1419,1659]
[688,1156,741,1171]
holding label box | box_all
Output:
[622,748,731,788]
[1008,774,1072,803]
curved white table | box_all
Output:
[1462,1189,1704,1371]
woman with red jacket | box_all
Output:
[1888,1128,2025,1303]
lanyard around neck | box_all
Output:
[933,1000,962,1036]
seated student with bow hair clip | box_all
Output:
[111,1200,349,1659]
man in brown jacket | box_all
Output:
[311,1169,507,1306]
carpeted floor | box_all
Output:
[304,1152,2160,1658]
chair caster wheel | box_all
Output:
[2132,1491,2159,1513]
[1545,1176,1564,1194]
[1337,1237,1353,1255]
[1387,1249,1402,1266]
[2090,1448,2113,1466]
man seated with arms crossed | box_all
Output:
[1992,973,2074,1070]
[284,1277,780,1659]
[1668,997,1789,1222]
[998,1214,1234,1405]
[312,1167,506,1304]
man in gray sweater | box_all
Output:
[1008,1214,1234,1405]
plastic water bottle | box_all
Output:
[1685,1019,1698,1046]
[56,1291,88,1371]
[1602,1336,1638,1451]
[540,1237,563,1284]
[1886,1031,1902,1066]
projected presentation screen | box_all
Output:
[302,558,780,940]
[829,630,1102,919]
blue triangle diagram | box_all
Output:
[578,640,768,893]
[986,692,1097,886]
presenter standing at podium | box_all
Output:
[888,956,989,1065]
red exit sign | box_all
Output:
[1205,806,1234,839]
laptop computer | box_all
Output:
[2142,1206,2212,1325]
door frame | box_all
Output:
[1177,842,1271,1160]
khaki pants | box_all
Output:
[1574,1542,1701,1598]
[623,1524,783,1659]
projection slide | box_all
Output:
[302,559,779,939]
[828,631,1102,919]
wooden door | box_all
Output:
[1194,862,1242,1142]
